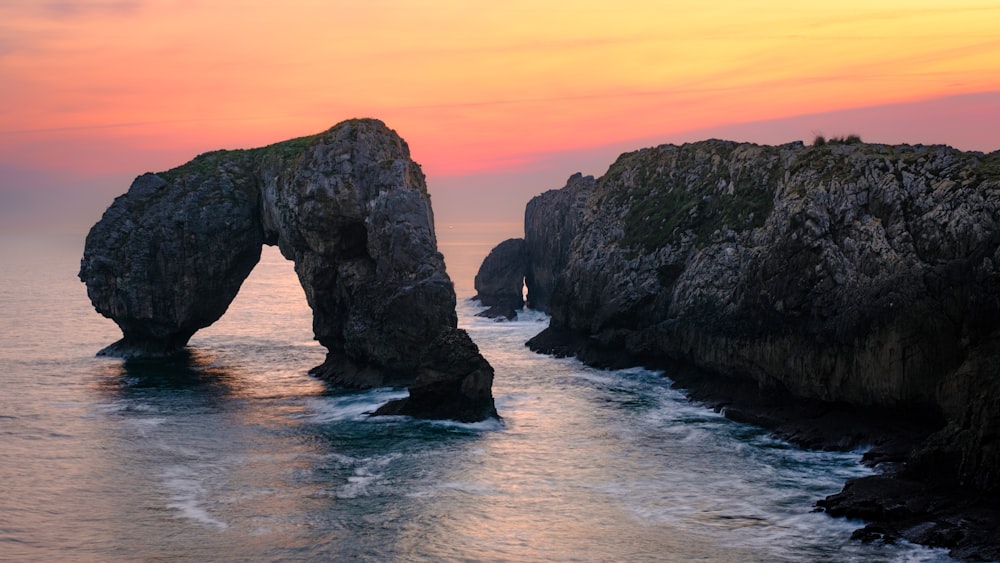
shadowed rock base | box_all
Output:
[529,325,1000,560]
[97,336,196,360]
[373,329,498,422]
[819,476,1000,562]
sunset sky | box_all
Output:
[2,0,999,235]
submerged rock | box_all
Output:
[485,138,1000,556]
[80,119,496,422]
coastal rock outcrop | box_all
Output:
[482,138,1000,555]
[472,172,594,318]
[473,237,527,319]
[80,119,496,422]
[523,172,595,312]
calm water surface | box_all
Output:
[0,230,953,562]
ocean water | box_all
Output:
[0,230,954,562]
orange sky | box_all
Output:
[1,0,999,232]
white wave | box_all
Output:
[126,416,167,427]
[420,416,505,432]
[336,467,378,499]
[321,451,361,465]
[459,302,551,330]
[495,391,536,405]
[96,400,158,415]
[437,480,500,495]
[406,479,499,499]
[716,510,954,562]
[296,390,410,423]
[334,453,401,499]
[166,495,228,530]
[162,465,228,529]
[124,416,168,439]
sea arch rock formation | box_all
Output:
[80,119,496,422]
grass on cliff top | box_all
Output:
[977,151,1000,178]
[612,141,998,256]
[252,133,323,163]
[812,134,863,147]
[613,142,780,253]
[793,141,1000,187]
[157,149,240,183]
[157,133,323,183]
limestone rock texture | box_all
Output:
[80,119,496,422]
[483,138,1000,550]
[473,237,527,319]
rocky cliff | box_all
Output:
[523,172,595,312]
[80,119,496,422]
[478,138,1000,557]
[473,173,594,321]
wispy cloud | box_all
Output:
[13,0,145,19]
[799,3,1000,32]
[0,0,146,59]
[2,1,998,186]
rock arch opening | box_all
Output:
[196,244,319,353]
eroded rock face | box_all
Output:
[80,119,496,422]
[499,139,1000,554]
[374,329,497,422]
[507,140,1000,491]
[80,166,264,358]
[473,237,527,319]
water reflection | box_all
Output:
[117,350,234,390]
[79,344,490,560]
[79,347,339,558]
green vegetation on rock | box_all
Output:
[976,151,1000,178]
[612,142,780,253]
[157,133,323,183]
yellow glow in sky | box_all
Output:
[0,0,998,219]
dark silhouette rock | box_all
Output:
[523,172,594,312]
[373,329,498,422]
[502,139,1000,556]
[473,237,527,319]
[818,474,1000,561]
[474,171,596,318]
[80,119,496,422]
[80,167,264,358]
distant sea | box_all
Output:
[0,226,954,562]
